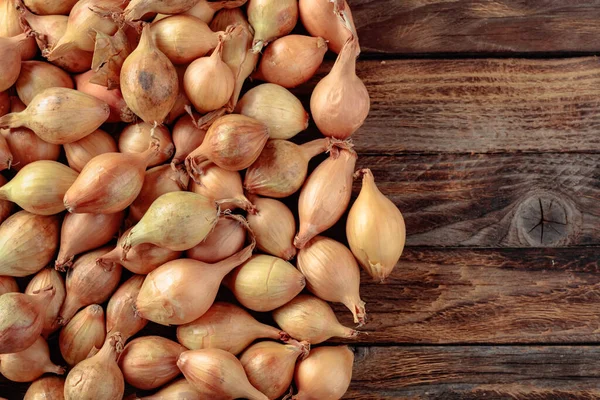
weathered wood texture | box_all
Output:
[352,154,600,247]
[346,346,600,399]
[332,248,600,344]
[349,0,600,55]
[294,58,600,154]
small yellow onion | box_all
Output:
[247,196,296,260]
[185,114,269,178]
[120,24,179,124]
[25,268,66,337]
[0,175,12,224]
[0,276,19,296]
[183,36,234,114]
[24,376,65,400]
[124,0,200,21]
[253,35,327,89]
[74,70,135,123]
[164,65,192,124]
[24,0,78,15]
[56,211,124,270]
[129,164,190,223]
[59,304,106,366]
[347,169,406,282]
[0,287,55,353]
[152,14,221,64]
[177,302,287,355]
[63,129,118,172]
[0,211,59,277]
[189,163,255,212]
[186,216,246,263]
[15,61,74,105]
[0,0,37,60]
[171,113,206,166]
[244,138,329,198]
[177,349,269,400]
[235,83,308,140]
[225,254,306,312]
[136,243,254,325]
[273,294,359,344]
[119,336,187,390]
[294,146,357,248]
[119,122,174,167]
[299,0,356,54]
[64,332,124,400]
[0,134,12,171]
[106,275,148,342]
[58,247,122,325]
[297,236,366,325]
[292,346,354,400]
[90,28,132,90]
[0,33,31,92]
[240,340,309,400]
[0,336,65,382]
[159,0,248,23]
[247,0,298,53]
[137,378,200,400]
[0,87,110,144]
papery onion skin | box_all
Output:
[0,211,59,277]
[16,61,74,105]
[299,0,356,54]
[25,268,66,337]
[0,276,19,296]
[247,196,296,260]
[74,70,135,123]
[0,336,65,382]
[177,302,287,355]
[59,304,106,366]
[247,0,298,53]
[171,113,206,166]
[90,28,132,90]
[63,129,118,172]
[106,275,148,342]
[177,348,269,400]
[137,378,200,400]
[119,122,174,167]
[186,216,246,264]
[347,168,406,282]
[124,0,200,21]
[253,35,327,89]
[292,346,354,400]
[23,376,65,400]
[24,0,78,15]
[189,164,255,213]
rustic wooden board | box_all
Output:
[352,154,600,247]
[348,0,600,55]
[346,345,600,399]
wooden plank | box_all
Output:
[332,248,600,344]
[350,154,600,247]
[346,345,600,399]
[348,0,600,55]
[293,58,600,154]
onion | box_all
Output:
[253,35,327,89]
[294,146,356,248]
[297,236,366,325]
[247,0,298,53]
[63,129,118,172]
[152,15,221,64]
[245,138,329,198]
[63,145,159,214]
[183,36,234,114]
[347,168,406,282]
[25,268,66,337]
[0,33,32,92]
[186,216,246,263]
[124,0,200,21]
[171,113,206,166]
[24,376,65,400]
[55,211,124,270]
[0,0,37,60]
[137,378,200,400]
[58,247,122,325]
[59,304,106,366]
[136,242,254,325]
[97,227,182,275]
[0,133,12,171]
[122,191,219,258]
[74,70,135,123]
[177,302,288,355]
[23,0,78,15]
[129,164,189,223]
[240,340,309,399]
[210,8,258,110]
[299,0,356,54]
[0,287,55,353]
[293,346,354,399]
[0,87,110,144]
[119,336,186,390]
[119,122,174,167]
[177,348,269,400]
[0,276,18,296]
[225,254,306,312]
[189,163,255,212]
[162,0,248,23]
[64,332,124,400]
[0,175,12,224]
[0,211,59,277]
[0,160,78,215]
[121,24,179,125]
[106,275,148,342]
[164,64,191,124]
[247,196,296,260]
[0,336,64,382]
[90,28,132,89]
[273,294,359,344]
[185,114,269,178]
[16,61,74,105]
[0,90,9,116]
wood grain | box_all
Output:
[348,0,600,55]
[293,58,600,154]
[351,154,600,247]
[346,345,600,399]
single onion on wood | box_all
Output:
[292,346,354,399]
